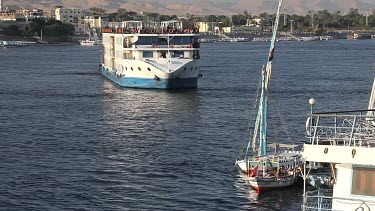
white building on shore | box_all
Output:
[54,8,86,34]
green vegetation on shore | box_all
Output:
[106,8,375,33]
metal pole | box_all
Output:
[167,34,170,72]
[302,161,307,211]
[290,20,294,33]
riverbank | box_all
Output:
[0,35,81,46]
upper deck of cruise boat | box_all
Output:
[102,20,200,36]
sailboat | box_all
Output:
[80,29,101,46]
[235,0,301,191]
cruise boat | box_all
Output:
[100,20,200,89]
[301,77,375,210]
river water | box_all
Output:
[0,40,374,210]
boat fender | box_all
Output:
[152,43,156,48]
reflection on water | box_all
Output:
[234,171,304,210]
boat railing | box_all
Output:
[102,26,199,34]
[133,44,196,49]
[302,189,375,211]
[144,59,170,72]
[104,21,199,34]
[306,110,375,147]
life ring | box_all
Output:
[150,29,156,33]
[168,29,174,34]
[152,43,156,48]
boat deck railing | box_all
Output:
[103,21,199,34]
[302,189,375,211]
[144,59,170,72]
[144,58,192,73]
[306,109,375,147]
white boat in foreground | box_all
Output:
[301,76,375,210]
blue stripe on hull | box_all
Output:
[100,67,198,89]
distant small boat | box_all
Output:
[80,39,99,46]
[1,40,36,47]
[80,29,101,46]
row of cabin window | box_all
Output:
[123,66,151,71]
[122,66,198,71]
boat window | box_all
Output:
[135,36,158,45]
[174,51,184,58]
[138,67,141,71]
[352,167,375,196]
[147,67,151,71]
[131,67,133,71]
[125,67,127,70]
[143,51,153,58]
[190,67,193,70]
[183,67,187,71]
[170,37,193,44]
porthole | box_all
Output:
[190,67,193,70]
[131,67,133,71]
[195,67,198,70]
[138,67,141,71]
[183,67,187,71]
[147,67,151,71]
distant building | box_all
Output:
[232,26,262,33]
[55,8,86,34]
[214,26,231,34]
[15,9,48,22]
[246,18,262,27]
[84,15,108,33]
[0,11,16,22]
[196,22,214,33]
[127,11,141,21]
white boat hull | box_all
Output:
[248,175,296,191]
[100,59,199,89]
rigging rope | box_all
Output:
[237,70,263,159]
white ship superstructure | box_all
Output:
[302,107,375,210]
[100,20,201,89]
